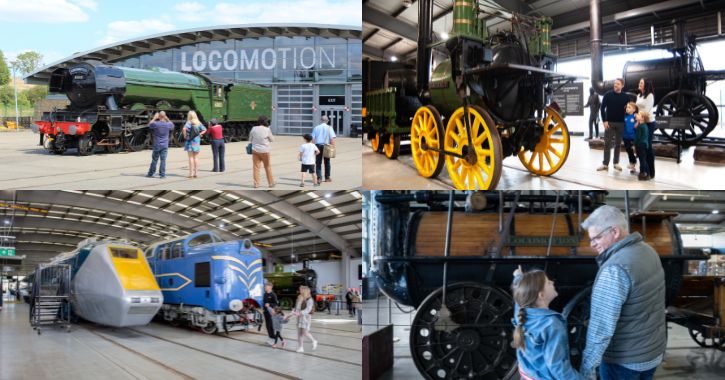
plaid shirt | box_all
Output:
[580,265,663,378]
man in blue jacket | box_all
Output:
[580,205,666,380]
[146,111,174,179]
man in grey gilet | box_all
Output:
[580,205,666,380]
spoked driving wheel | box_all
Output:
[369,131,382,152]
[410,282,517,380]
[688,327,725,349]
[518,106,570,176]
[443,106,503,190]
[383,133,401,159]
[77,134,96,156]
[124,129,150,152]
[411,105,445,178]
[655,90,718,148]
[563,287,591,369]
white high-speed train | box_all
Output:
[49,239,163,327]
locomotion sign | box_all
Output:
[180,46,338,72]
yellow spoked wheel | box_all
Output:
[369,131,382,152]
[444,105,503,190]
[411,105,445,178]
[518,106,570,176]
[383,133,400,159]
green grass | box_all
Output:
[0,105,35,118]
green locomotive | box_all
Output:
[264,265,318,310]
[32,61,271,155]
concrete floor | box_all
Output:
[362,297,725,380]
[1,302,361,380]
[0,131,361,190]
[363,134,725,190]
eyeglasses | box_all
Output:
[589,226,614,244]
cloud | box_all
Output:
[173,1,206,21]
[172,0,361,26]
[70,0,97,11]
[98,19,176,46]
[0,0,90,22]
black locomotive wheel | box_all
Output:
[77,134,96,156]
[688,327,725,349]
[171,127,185,147]
[563,287,591,370]
[201,322,217,334]
[410,282,517,380]
[124,129,150,152]
[280,297,294,310]
[104,141,123,153]
[316,300,329,312]
[655,90,717,148]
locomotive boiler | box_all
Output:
[48,239,163,327]
[31,61,271,155]
[366,0,580,189]
[590,0,725,147]
[145,231,264,334]
[371,190,702,380]
[264,264,319,309]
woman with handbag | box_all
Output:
[183,110,206,178]
[311,115,336,184]
[249,115,275,188]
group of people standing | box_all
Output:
[145,112,336,187]
[512,205,666,380]
[587,78,657,181]
[262,281,318,353]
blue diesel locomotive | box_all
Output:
[145,231,264,334]
[49,239,163,327]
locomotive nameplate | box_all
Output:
[657,116,691,130]
[507,235,579,247]
[429,80,449,89]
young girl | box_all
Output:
[511,267,585,380]
[623,102,639,174]
[634,111,651,181]
[266,306,288,348]
[293,285,318,353]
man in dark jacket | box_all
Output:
[345,288,353,316]
[598,79,631,172]
[146,111,174,178]
[263,281,278,345]
[580,205,666,380]
[584,87,601,140]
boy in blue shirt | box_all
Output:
[623,102,638,174]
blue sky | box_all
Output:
[0,0,361,68]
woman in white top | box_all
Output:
[293,285,317,353]
[636,78,656,179]
[249,116,275,188]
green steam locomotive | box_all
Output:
[32,61,271,155]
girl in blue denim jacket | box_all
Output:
[512,267,586,380]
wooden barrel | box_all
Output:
[411,212,680,257]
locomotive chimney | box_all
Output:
[673,19,687,51]
[416,0,433,97]
[590,0,613,95]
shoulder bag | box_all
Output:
[322,126,336,158]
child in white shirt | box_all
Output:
[298,134,320,187]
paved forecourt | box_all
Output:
[0,131,361,190]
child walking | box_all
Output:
[266,306,288,348]
[298,134,320,187]
[623,102,639,174]
[634,111,651,181]
[293,285,318,353]
[511,266,585,380]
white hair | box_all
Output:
[581,205,628,232]
[321,115,329,123]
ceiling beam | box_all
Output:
[363,4,418,42]
[229,191,357,256]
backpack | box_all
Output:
[187,124,200,140]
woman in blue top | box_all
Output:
[183,110,206,178]
[512,267,585,380]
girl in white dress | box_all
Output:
[293,285,318,352]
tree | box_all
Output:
[0,50,9,86]
[23,85,48,106]
[13,51,44,75]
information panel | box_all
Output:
[552,82,584,116]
